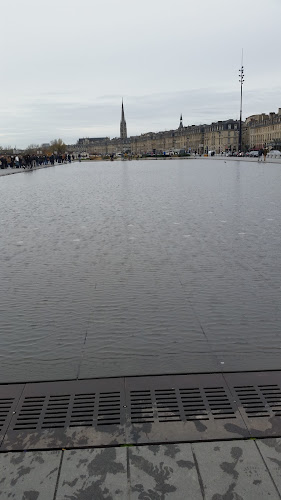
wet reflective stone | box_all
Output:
[56,448,127,499]
[1,160,281,382]
[129,444,203,499]
[192,440,279,499]
[0,450,61,499]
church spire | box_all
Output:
[179,114,183,129]
[120,99,127,139]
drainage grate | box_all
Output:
[3,379,125,450]
[129,390,154,424]
[97,392,121,426]
[259,385,281,416]
[233,386,270,418]
[3,372,281,450]
[129,384,236,425]
[179,388,207,421]
[12,390,122,431]
[0,385,23,445]
[69,394,95,427]
[225,372,281,437]
[126,374,247,443]
[156,389,181,422]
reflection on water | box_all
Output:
[1,159,281,383]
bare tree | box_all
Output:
[25,144,40,154]
[50,139,66,154]
[2,146,14,154]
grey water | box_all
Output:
[1,159,281,383]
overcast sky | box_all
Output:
[1,0,281,148]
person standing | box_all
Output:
[263,147,268,162]
[258,149,263,162]
[14,156,20,168]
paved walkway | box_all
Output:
[213,155,281,164]
[0,163,79,177]
[0,166,53,177]
[0,167,26,176]
[1,157,281,179]
[2,438,281,499]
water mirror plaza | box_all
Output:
[1,158,281,384]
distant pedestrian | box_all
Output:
[263,148,268,162]
[258,149,263,162]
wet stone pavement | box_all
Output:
[1,439,281,499]
[2,159,281,497]
[1,159,281,382]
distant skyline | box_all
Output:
[1,0,281,148]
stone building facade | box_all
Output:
[73,117,240,156]
[70,107,281,156]
[245,109,281,150]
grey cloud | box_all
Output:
[1,0,281,147]
[1,86,280,148]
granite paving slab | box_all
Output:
[55,447,127,499]
[192,440,280,500]
[128,443,203,500]
[0,440,281,499]
[0,450,61,500]
[256,438,281,495]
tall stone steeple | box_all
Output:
[120,99,127,139]
[179,114,183,129]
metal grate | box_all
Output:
[14,396,45,431]
[0,385,24,446]
[259,385,281,416]
[155,389,181,422]
[129,385,236,425]
[225,372,281,418]
[233,386,270,418]
[2,379,126,450]
[204,387,236,420]
[13,391,122,431]
[3,372,281,450]
[180,387,208,421]
[42,395,71,429]
[232,383,281,418]
[225,372,281,438]
[69,394,95,427]
[97,392,121,426]
[126,374,246,444]
[130,390,154,424]
[0,399,18,429]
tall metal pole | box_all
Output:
[238,50,244,152]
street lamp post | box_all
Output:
[238,53,245,152]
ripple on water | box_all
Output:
[0,159,281,382]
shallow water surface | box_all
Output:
[1,159,281,382]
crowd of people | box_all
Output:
[0,153,75,169]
